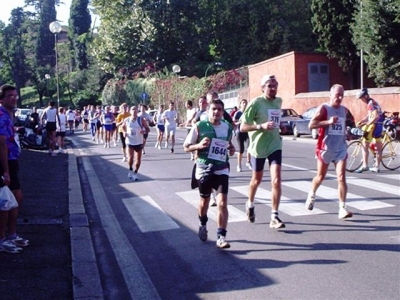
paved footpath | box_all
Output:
[0,144,103,299]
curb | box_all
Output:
[68,148,104,299]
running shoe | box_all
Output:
[51,152,57,157]
[246,204,255,223]
[245,162,252,170]
[198,225,208,242]
[155,142,159,148]
[142,150,146,155]
[132,173,139,181]
[236,165,242,172]
[211,194,217,207]
[170,148,174,153]
[305,192,316,210]
[165,142,168,149]
[122,156,127,162]
[216,236,230,249]
[0,240,22,253]
[104,143,107,148]
[269,217,286,229]
[338,206,353,219]
[354,166,369,173]
[113,141,117,147]
[7,235,29,247]
[157,145,162,150]
[128,171,134,179]
[369,166,380,173]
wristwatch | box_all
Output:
[256,124,261,130]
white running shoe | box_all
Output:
[305,192,316,210]
[122,156,127,162]
[236,165,242,172]
[155,142,159,148]
[165,142,168,149]
[245,162,252,170]
[128,171,134,179]
[216,236,230,249]
[132,173,138,181]
[113,141,117,147]
[157,145,162,150]
[104,144,107,148]
[338,205,353,219]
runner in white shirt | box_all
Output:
[66,107,75,134]
[138,104,152,155]
[122,105,150,181]
[180,100,197,160]
[154,104,165,150]
[162,101,178,153]
[56,107,67,153]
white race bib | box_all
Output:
[268,109,281,128]
[328,117,345,135]
[207,138,228,162]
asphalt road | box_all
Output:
[69,128,400,300]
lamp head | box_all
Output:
[49,21,62,34]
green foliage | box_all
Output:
[35,0,57,67]
[311,0,358,74]
[69,0,91,70]
[352,0,400,85]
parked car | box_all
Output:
[292,106,356,139]
[14,108,32,126]
[280,108,303,135]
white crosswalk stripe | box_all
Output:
[346,178,400,196]
[230,185,328,216]
[175,190,248,223]
[122,196,180,232]
[282,181,395,211]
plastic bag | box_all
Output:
[0,186,19,211]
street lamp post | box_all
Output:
[45,74,51,100]
[204,62,222,78]
[49,21,62,108]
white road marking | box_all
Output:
[175,190,248,222]
[283,181,395,210]
[122,196,180,232]
[230,185,328,216]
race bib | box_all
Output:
[208,138,228,162]
[104,117,112,124]
[268,109,281,128]
[328,117,345,135]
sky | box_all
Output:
[0,0,98,27]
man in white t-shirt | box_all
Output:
[162,101,178,153]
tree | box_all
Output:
[35,0,57,67]
[311,0,359,85]
[352,0,400,85]
[0,9,31,106]
[69,0,91,70]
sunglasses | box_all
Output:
[267,85,278,89]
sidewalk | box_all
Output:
[0,143,103,299]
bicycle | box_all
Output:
[346,128,400,171]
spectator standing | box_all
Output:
[0,84,28,253]
[56,107,67,154]
[41,101,59,156]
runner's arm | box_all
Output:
[309,105,334,129]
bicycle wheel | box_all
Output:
[346,140,363,172]
[381,140,400,170]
